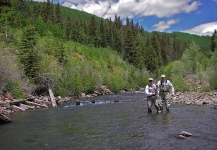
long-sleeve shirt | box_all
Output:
[145,84,157,97]
[157,80,174,94]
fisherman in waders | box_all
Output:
[145,78,161,113]
[157,74,174,112]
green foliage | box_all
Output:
[209,49,217,73]
[173,32,211,56]
[209,75,217,90]
[5,80,25,98]
[171,76,190,92]
[19,25,41,81]
[208,49,217,90]
[181,43,207,74]
[144,45,158,72]
[0,48,32,98]
[210,29,217,52]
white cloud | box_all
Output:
[153,19,179,32]
[52,0,201,20]
[213,0,217,3]
[181,22,217,36]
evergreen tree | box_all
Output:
[65,16,72,40]
[33,3,41,21]
[150,32,163,67]
[18,0,27,13]
[49,0,55,23]
[114,14,122,29]
[125,17,130,27]
[107,25,113,48]
[19,26,40,81]
[210,29,217,52]
[113,28,123,54]
[88,16,100,47]
[100,19,107,47]
[41,2,47,22]
[144,45,158,72]
[160,34,169,65]
[55,2,62,26]
[55,40,67,65]
[124,26,140,67]
[0,0,11,13]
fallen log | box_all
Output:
[49,89,57,107]
[34,99,51,105]
[20,103,35,109]
[9,100,25,105]
[25,101,48,108]
[0,113,12,123]
[12,105,25,112]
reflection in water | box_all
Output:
[0,92,217,150]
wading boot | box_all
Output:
[148,108,152,113]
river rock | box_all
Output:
[76,100,80,106]
[179,131,192,137]
[177,135,186,140]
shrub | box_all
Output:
[209,74,217,90]
[171,76,190,92]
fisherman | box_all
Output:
[157,74,174,111]
[145,78,161,113]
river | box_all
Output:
[0,92,217,150]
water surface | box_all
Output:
[0,92,217,150]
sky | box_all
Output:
[34,0,217,36]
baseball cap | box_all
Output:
[149,78,153,81]
[161,74,166,78]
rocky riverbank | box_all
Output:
[0,85,115,122]
[173,91,217,108]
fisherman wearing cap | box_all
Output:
[145,78,161,113]
[157,74,174,111]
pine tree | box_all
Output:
[55,2,62,26]
[144,45,158,72]
[114,14,122,29]
[210,29,217,52]
[88,16,100,47]
[100,19,107,47]
[107,25,113,48]
[0,0,11,13]
[33,3,40,21]
[160,34,169,65]
[150,32,163,67]
[65,16,72,40]
[19,26,40,81]
[124,26,140,67]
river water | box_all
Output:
[0,92,217,150]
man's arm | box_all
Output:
[168,80,175,94]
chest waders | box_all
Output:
[147,85,160,113]
[159,80,171,111]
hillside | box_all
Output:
[0,0,216,99]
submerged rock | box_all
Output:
[177,134,186,140]
[179,131,193,137]
[76,100,80,106]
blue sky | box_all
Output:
[34,0,217,36]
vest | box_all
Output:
[160,80,170,92]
